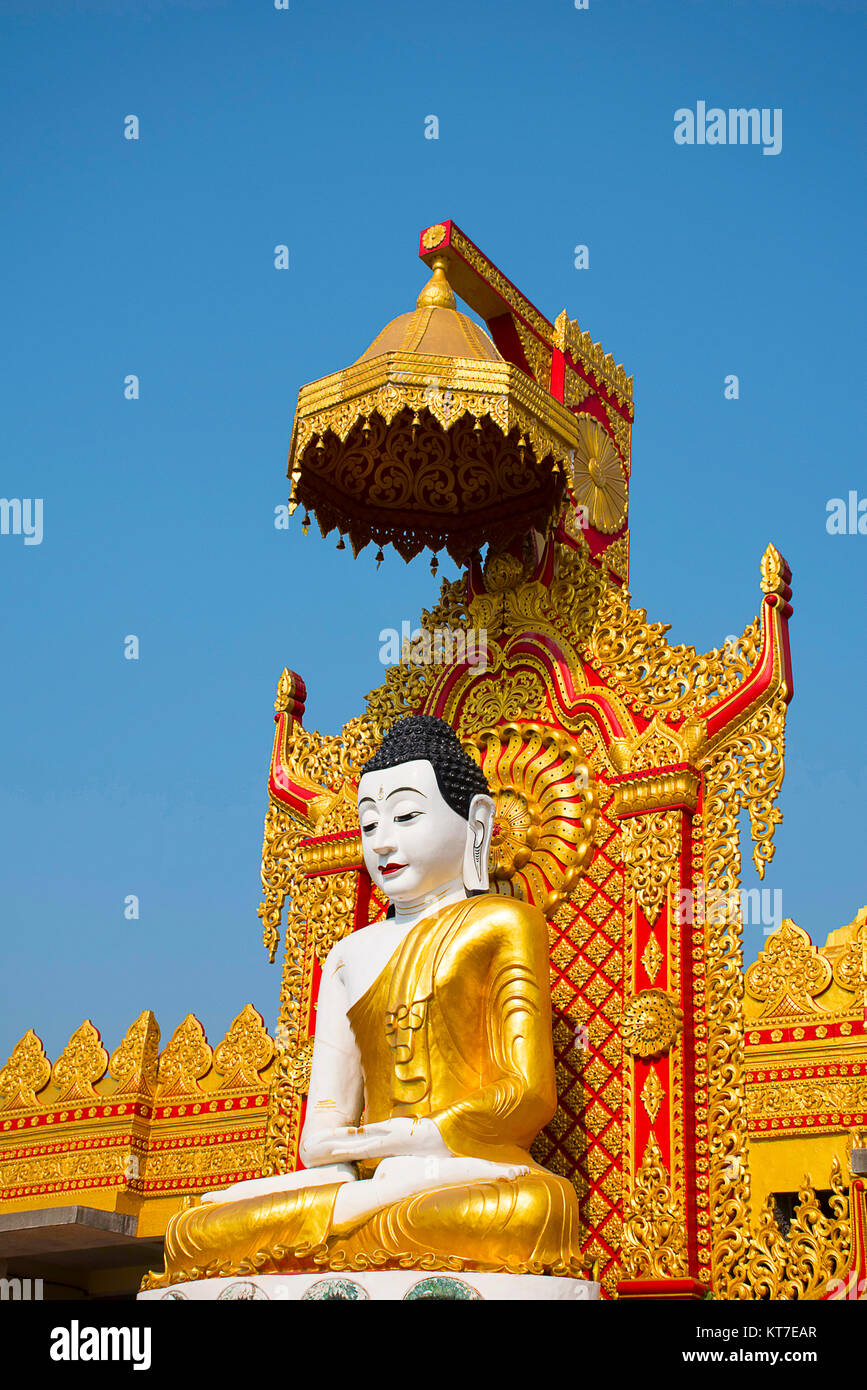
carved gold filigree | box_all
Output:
[602,402,632,475]
[640,1069,665,1123]
[0,1145,137,1192]
[745,920,833,1017]
[157,1016,213,1097]
[640,933,663,984]
[514,318,553,390]
[569,415,627,534]
[627,717,690,773]
[0,1030,51,1111]
[621,1137,687,1279]
[305,869,358,968]
[621,811,680,926]
[700,680,801,1296]
[284,1038,314,1095]
[259,802,305,964]
[601,533,629,584]
[727,1161,852,1300]
[482,549,526,594]
[109,1011,160,1095]
[420,575,470,631]
[760,543,791,598]
[747,1073,867,1125]
[261,1000,307,1178]
[622,991,683,1059]
[828,905,867,996]
[51,1022,109,1103]
[564,364,593,412]
[213,1006,275,1089]
[584,585,763,721]
[835,943,864,994]
[460,670,546,733]
[553,310,633,409]
[365,543,608,744]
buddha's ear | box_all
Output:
[462,794,496,892]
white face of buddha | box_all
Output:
[358,758,485,907]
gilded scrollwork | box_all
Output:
[600,532,629,584]
[293,406,568,564]
[699,677,805,1296]
[552,310,633,410]
[51,1022,109,1103]
[284,1037,314,1094]
[726,1161,851,1300]
[0,1030,51,1111]
[640,1069,665,1123]
[640,933,663,984]
[305,869,358,968]
[748,1072,867,1125]
[564,365,593,411]
[213,1006,276,1089]
[620,1136,688,1279]
[745,921,833,1017]
[621,811,681,926]
[514,318,553,389]
[157,1016,213,1097]
[602,402,632,475]
[460,669,546,732]
[584,585,764,721]
[109,1011,160,1095]
[258,801,307,964]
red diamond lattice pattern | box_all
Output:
[529,782,624,1299]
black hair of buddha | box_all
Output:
[360,714,491,821]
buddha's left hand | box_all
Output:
[319,1117,451,1162]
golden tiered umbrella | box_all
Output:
[287,259,582,565]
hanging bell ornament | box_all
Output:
[430,554,439,576]
[336,535,346,551]
[375,548,385,569]
[302,512,311,536]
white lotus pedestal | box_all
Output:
[139,1271,600,1302]
[139,1171,598,1302]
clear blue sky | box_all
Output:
[1,0,864,1067]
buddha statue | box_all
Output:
[144,715,584,1287]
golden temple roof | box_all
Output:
[354,258,503,365]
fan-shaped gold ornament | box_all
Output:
[622,990,683,1059]
[463,722,598,917]
[569,415,627,534]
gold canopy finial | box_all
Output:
[416,256,456,310]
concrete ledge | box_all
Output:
[0,1206,140,1258]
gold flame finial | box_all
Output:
[416,256,456,310]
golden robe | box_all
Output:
[145,895,584,1284]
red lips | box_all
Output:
[381,862,406,876]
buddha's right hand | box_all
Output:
[200,1163,357,1206]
